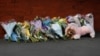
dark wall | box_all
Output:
[0,0,100,38]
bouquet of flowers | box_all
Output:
[1,20,19,42]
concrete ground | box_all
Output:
[0,32,100,56]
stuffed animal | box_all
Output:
[66,28,76,39]
[65,23,95,39]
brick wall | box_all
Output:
[0,0,100,38]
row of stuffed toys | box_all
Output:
[0,13,95,43]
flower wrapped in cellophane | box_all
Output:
[1,20,19,42]
[30,16,48,41]
[51,22,64,39]
[21,21,39,42]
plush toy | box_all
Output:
[65,23,95,39]
[65,28,76,39]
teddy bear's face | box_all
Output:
[67,28,76,39]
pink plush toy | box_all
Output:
[65,22,95,39]
[65,13,95,39]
